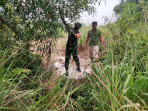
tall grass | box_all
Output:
[83,51,148,110]
[0,23,148,110]
[0,49,43,110]
[0,49,85,110]
[71,23,148,110]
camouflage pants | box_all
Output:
[65,46,80,70]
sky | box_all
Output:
[79,0,120,25]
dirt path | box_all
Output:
[49,37,92,79]
[31,36,106,80]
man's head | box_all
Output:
[92,21,97,30]
[74,22,82,31]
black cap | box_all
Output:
[75,22,82,27]
[92,21,97,25]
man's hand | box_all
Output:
[75,33,81,39]
[84,34,89,49]
[100,36,103,45]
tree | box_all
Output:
[0,0,103,59]
[0,0,103,40]
[114,0,141,14]
[116,3,141,34]
[113,0,148,35]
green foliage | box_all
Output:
[0,0,103,43]
[73,24,148,111]
[0,48,42,73]
[0,49,43,90]
[116,3,142,34]
[0,0,104,62]
[114,0,141,14]
[0,0,148,111]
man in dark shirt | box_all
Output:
[65,22,82,76]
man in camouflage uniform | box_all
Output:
[64,22,82,76]
[85,21,103,60]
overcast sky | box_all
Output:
[79,0,120,25]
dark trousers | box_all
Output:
[65,46,80,70]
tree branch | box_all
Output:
[0,16,19,37]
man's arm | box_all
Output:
[60,15,81,39]
[61,16,81,39]
[100,36,103,45]
[60,15,73,33]
[59,7,73,32]
[85,33,90,48]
